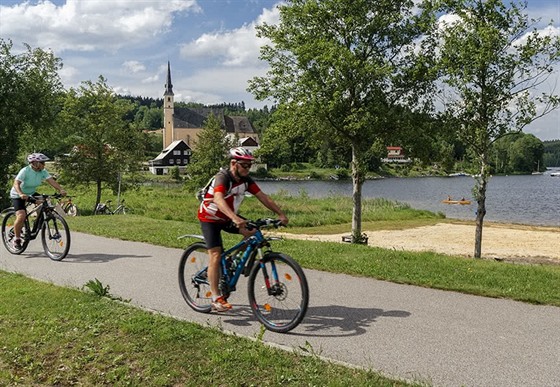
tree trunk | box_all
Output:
[95,179,103,213]
[351,143,363,243]
[474,160,489,258]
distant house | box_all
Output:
[238,137,259,153]
[382,146,411,163]
[149,140,192,175]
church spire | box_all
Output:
[164,61,174,96]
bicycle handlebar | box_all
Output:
[26,193,63,204]
[245,218,284,231]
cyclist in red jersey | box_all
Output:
[198,147,288,312]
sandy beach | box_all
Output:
[277,222,560,265]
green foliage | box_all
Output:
[185,113,233,191]
[169,166,181,181]
[543,140,560,167]
[83,278,111,297]
[254,166,270,178]
[142,131,163,159]
[491,133,544,174]
[0,39,63,206]
[56,76,145,207]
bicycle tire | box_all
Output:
[178,242,212,313]
[248,252,309,333]
[41,211,71,261]
[1,210,30,254]
[65,204,78,217]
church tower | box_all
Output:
[163,61,174,149]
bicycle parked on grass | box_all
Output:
[178,218,309,333]
[94,199,128,215]
[1,193,71,261]
[57,195,78,216]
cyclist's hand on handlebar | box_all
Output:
[279,214,289,226]
[233,216,248,229]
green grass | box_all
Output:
[0,272,414,386]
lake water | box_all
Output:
[257,170,560,227]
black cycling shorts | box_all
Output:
[11,197,27,212]
[200,220,240,250]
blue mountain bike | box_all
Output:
[178,218,309,333]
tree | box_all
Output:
[57,76,144,210]
[185,113,233,191]
[0,39,63,205]
[543,140,560,167]
[508,133,544,173]
[433,0,560,257]
[248,0,435,242]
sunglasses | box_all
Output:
[237,162,252,169]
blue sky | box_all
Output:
[1,0,559,140]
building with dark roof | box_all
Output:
[161,62,258,150]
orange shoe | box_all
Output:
[211,296,232,312]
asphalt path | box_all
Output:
[1,232,559,387]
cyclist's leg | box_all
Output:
[200,221,238,311]
[12,198,27,244]
[200,222,224,298]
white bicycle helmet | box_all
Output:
[229,147,255,161]
[27,153,50,163]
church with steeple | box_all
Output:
[149,62,259,175]
[162,62,258,150]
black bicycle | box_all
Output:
[178,218,309,333]
[1,193,71,261]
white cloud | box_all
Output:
[179,4,279,67]
[0,0,201,53]
[122,60,145,73]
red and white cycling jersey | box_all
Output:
[198,170,261,222]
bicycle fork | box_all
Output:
[258,250,282,297]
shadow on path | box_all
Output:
[19,252,151,263]
[215,304,411,337]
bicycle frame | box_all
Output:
[179,228,281,293]
[24,200,50,240]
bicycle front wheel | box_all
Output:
[1,210,30,254]
[248,252,309,333]
[178,242,212,313]
[41,212,71,261]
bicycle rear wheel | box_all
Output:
[1,210,30,254]
[65,204,78,216]
[248,252,309,333]
[41,212,71,261]
[178,242,212,313]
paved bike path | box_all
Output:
[1,232,558,387]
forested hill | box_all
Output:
[544,140,560,167]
